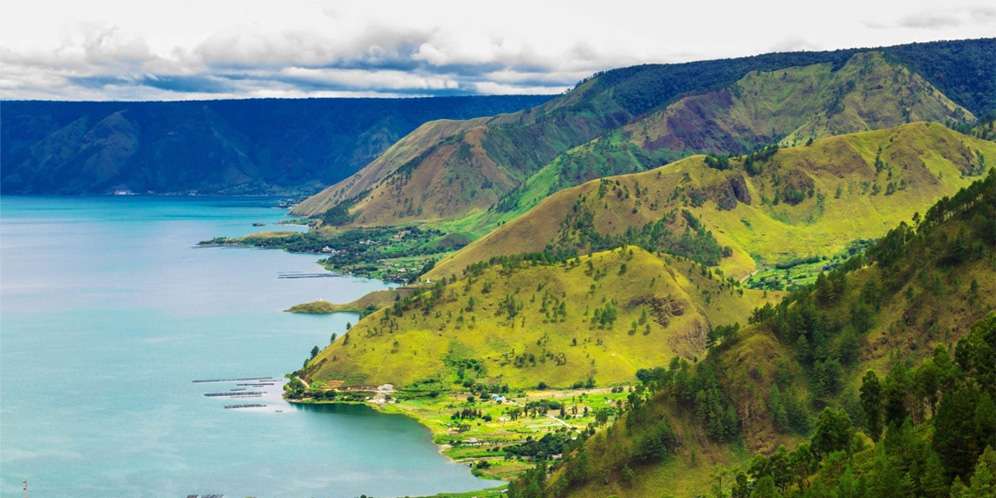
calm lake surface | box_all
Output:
[0,196,497,497]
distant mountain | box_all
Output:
[294,39,995,231]
[0,96,550,195]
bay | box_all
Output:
[0,196,497,497]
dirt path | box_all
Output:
[295,376,310,389]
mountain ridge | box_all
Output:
[294,39,995,227]
[426,123,996,282]
[0,96,550,195]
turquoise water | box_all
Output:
[0,196,496,497]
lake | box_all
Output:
[0,196,498,497]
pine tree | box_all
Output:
[935,384,983,477]
[920,450,949,498]
[952,446,996,498]
[812,408,853,458]
[861,371,884,441]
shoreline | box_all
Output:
[286,384,630,484]
[288,397,510,494]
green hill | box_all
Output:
[509,171,996,498]
[301,246,777,390]
[449,51,973,237]
[293,40,995,231]
[428,123,996,286]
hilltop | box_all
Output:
[510,171,996,497]
[0,95,548,195]
[294,39,995,229]
[428,123,996,286]
[301,246,776,390]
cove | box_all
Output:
[0,196,498,497]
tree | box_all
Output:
[957,314,996,397]
[850,301,875,334]
[811,408,853,458]
[834,465,862,498]
[750,475,781,498]
[951,446,996,498]
[935,384,984,477]
[921,450,950,498]
[883,364,911,428]
[310,345,320,359]
[816,358,844,397]
[914,360,942,417]
[977,393,996,450]
[708,323,740,349]
[860,371,884,441]
[507,462,547,498]
[633,420,677,463]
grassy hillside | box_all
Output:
[301,246,776,390]
[290,118,491,216]
[286,288,412,315]
[510,171,996,498]
[438,52,974,240]
[428,123,996,286]
[294,40,993,227]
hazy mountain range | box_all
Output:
[0,96,549,195]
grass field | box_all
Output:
[304,247,776,390]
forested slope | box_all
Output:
[0,95,549,194]
[511,170,996,497]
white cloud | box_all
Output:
[0,0,992,100]
[770,36,823,53]
[472,81,569,96]
[275,67,460,91]
[898,13,963,29]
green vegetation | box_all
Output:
[300,245,773,390]
[503,171,996,497]
[285,289,414,316]
[2,96,550,195]
[718,314,996,498]
[296,47,979,234]
[746,240,872,291]
[199,225,458,283]
[420,487,507,498]
[430,123,996,284]
[263,41,996,495]
[285,300,342,314]
[278,122,994,495]
[292,385,632,481]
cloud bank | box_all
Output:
[1,0,993,100]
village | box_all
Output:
[285,377,632,481]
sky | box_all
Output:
[1,0,993,101]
